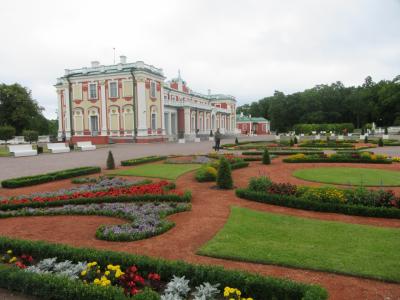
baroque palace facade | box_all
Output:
[55,56,237,143]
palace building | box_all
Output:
[55,56,237,143]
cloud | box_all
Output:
[0,0,399,118]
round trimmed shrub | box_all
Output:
[195,166,217,182]
[248,176,272,192]
[216,157,233,189]
[0,126,16,141]
[23,130,39,143]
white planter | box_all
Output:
[315,135,320,140]
[383,135,389,140]
[194,137,200,142]
[275,135,280,140]
[338,135,344,140]
[209,137,214,141]
[178,139,185,144]
[300,134,305,137]
[359,135,365,140]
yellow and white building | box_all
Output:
[55,56,236,143]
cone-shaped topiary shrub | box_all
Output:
[290,139,294,146]
[235,137,239,145]
[293,136,298,144]
[364,135,368,143]
[378,138,384,147]
[262,148,271,165]
[216,157,233,189]
[106,150,116,170]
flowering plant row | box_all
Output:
[0,181,184,209]
[0,237,327,300]
[283,152,392,164]
[1,249,255,299]
[0,202,190,241]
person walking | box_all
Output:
[214,128,221,151]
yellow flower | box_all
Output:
[105,271,110,276]
[93,278,100,284]
[9,257,17,263]
[6,250,12,254]
[96,269,101,274]
[81,270,87,276]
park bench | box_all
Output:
[47,143,70,154]
[8,145,37,157]
[76,141,96,151]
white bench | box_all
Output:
[8,145,37,157]
[38,135,50,143]
[47,143,70,154]
[76,141,96,151]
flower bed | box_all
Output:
[283,152,392,164]
[121,156,167,166]
[0,237,328,300]
[0,202,190,242]
[0,181,191,210]
[242,150,324,156]
[196,156,249,182]
[236,177,400,218]
[1,166,101,188]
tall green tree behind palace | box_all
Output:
[237,76,400,132]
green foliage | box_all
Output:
[235,137,239,145]
[0,83,54,135]
[283,154,392,164]
[121,156,167,166]
[1,166,101,188]
[262,149,271,165]
[106,151,116,170]
[364,135,368,143]
[293,136,298,144]
[289,139,294,146]
[378,138,384,147]
[237,75,400,131]
[0,237,327,300]
[22,130,39,143]
[0,125,16,141]
[384,127,389,134]
[195,166,217,182]
[230,161,250,169]
[248,176,272,192]
[236,188,400,219]
[216,157,233,189]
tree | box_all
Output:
[0,83,52,135]
[262,148,271,165]
[0,126,16,141]
[106,151,116,170]
[216,157,233,189]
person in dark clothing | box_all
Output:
[214,128,221,151]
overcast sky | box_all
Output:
[1,0,399,119]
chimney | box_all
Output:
[91,61,100,68]
[120,55,127,64]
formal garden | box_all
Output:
[0,142,399,299]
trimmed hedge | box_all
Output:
[0,237,328,300]
[236,188,400,219]
[242,150,324,156]
[1,166,101,188]
[230,161,250,169]
[283,158,392,164]
[0,192,192,211]
[121,156,167,166]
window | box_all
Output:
[122,81,133,97]
[150,81,156,98]
[73,84,82,100]
[151,113,157,130]
[109,81,118,98]
[89,83,97,99]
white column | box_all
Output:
[136,77,148,136]
[57,90,63,140]
[160,84,166,135]
[64,87,71,138]
[100,81,107,135]
[184,107,191,135]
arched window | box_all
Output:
[123,105,134,134]
[87,107,99,136]
[109,106,120,135]
[73,108,84,135]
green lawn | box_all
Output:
[199,207,400,282]
[293,167,400,186]
[0,146,10,157]
[113,163,201,180]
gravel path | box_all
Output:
[0,160,399,299]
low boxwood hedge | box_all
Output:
[236,188,400,219]
[230,161,250,169]
[0,237,328,300]
[1,166,101,188]
[121,156,167,166]
[283,158,392,164]
[0,192,192,211]
[242,150,324,156]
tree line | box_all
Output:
[237,75,400,132]
[0,83,57,139]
